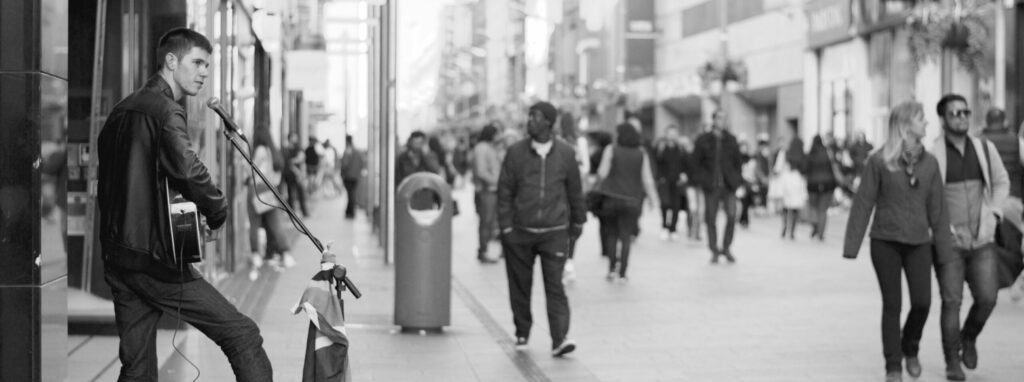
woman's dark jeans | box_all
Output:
[870,239,932,373]
[937,245,999,358]
[808,189,834,237]
[601,197,642,277]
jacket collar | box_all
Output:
[930,134,991,187]
[145,75,178,101]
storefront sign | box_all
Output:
[807,0,853,50]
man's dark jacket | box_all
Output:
[97,76,227,281]
[497,139,586,233]
[982,127,1023,198]
[690,130,745,191]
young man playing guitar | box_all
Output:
[96,28,273,381]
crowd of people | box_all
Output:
[391,94,1024,379]
[247,132,367,281]
[843,96,1024,382]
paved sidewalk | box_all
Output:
[71,187,1024,382]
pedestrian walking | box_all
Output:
[691,110,745,263]
[282,132,309,217]
[594,123,660,282]
[981,108,1022,199]
[320,139,343,197]
[654,126,686,240]
[304,136,323,194]
[843,101,952,382]
[555,111,590,282]
[928,94,1010,381]
[738,140,763,227]
[771,123,807,240]
[805,135,840,241]
[587,130,615,258]
[472,123,501,263]
[680,136,703,241]
[247,127,295,279]
[339,135,365,219]
[396,131,442,210]
[498,101,586,357]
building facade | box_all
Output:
[656,0,807,143]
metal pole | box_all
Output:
[83,0,109,292]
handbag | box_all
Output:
[980,140,1024,288]
[994,220,1024,288]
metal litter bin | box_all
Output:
[394,172,452,331]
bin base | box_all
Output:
[399,326,445,335]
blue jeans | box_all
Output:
[103,266,273,381]
[937,245,1000,357]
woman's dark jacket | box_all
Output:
[805,148,838,193]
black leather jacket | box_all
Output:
[97,76,227,280]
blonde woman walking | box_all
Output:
[843,101,953,382]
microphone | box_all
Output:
[207,98,245,138]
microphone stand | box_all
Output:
[220,128,362,299]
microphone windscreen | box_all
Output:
[207,98,220,110]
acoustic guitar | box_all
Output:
[166,179,205,266]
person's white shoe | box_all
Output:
[659,229,669,241]
[249,254,263,281]
[282,253,297,268]
[563,260,576,283]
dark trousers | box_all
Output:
[247,208,290,259]
[474,191,498,254]
[870,240,932,373]
[808,190,833,237]
[284,174,308,216]
[659,181,681,232]
[703,188,737,252]
[601,197,642,277]
[661,207,679,233]
[937,245,1000,358]
[343,179,359,217]
[598,215,613,257]
[502,230,571,344]
[103,266,272,381]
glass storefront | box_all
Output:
[68,0,270,312]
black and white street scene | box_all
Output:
[4,0,1024,381]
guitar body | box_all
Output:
[166,180,205,265]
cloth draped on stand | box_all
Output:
[293,268,352,382]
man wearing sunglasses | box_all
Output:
[927,94,1009,381]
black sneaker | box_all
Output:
[961,339,978,370]
[552,338,576,357]
[514,337,528,350]
[721,250,736,263]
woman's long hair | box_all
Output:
[616,123,641,148]
[879,101,924,171]
[808,135,827,158]
[252,126,283,172]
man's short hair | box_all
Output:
[156,28,213,71]
[936,94,968,116]
[408,131,426,143]
[986,108,1006,126]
